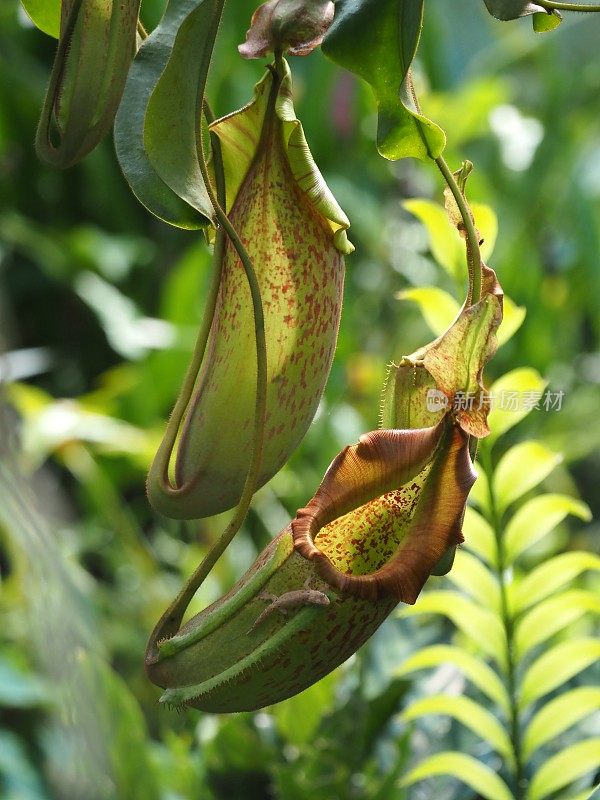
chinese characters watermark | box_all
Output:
[425,388,565,414]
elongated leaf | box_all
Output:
[494,441,561,513]
[520,638,600,709]
[401,751,513,800]
[562,786,600,800]
[115,0,217,229]
[470,467,492,515]
[463,505,498,567]
[20,0,60,36]
[523,688,600,759]
[515,589,600,660]
[143,0,221,220]
[395,644,510,712]
[487,368,546,445]
[404,199,498,283]
[514,551,600,612]
[397,286,459,338]
[400,590,507,669]
[528,739,600,800]
[322,0,445,161]
[504,494,591,564]
[403,695,513,761]
[446,550,501,612]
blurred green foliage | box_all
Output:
[0,1,599,798]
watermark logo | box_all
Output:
[425,389,565,413]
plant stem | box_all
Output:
[480,445,526,799]
[435,156,482,305]
[136,18,148,40]
[537,0,600,11]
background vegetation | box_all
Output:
[0,0,599,798]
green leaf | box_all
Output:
[395,645,510,712]
[400,590,507,670]
[403,695,513,761]
[20,0,60,37]
[532,10,562,32]
[562,786,600,800]
[486,368,546,445]
[497,295,526,347]
[115,0,217,229]
[143,0,220,223]
[515,590,600,660]
[463,505,498,567]
[403,199,498,283]
[272,671,338,745]
[446,550,501,612]
[494,441,561,513]
[504,494,591,564]
[396,286,459,337]
[523,687,600,759]
[514,551,600,612]
[528,739,600,800]
[322,0,445,161]
[401,751,513,800]
[520,638,600,709]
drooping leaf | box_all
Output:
[147,60,352,518]
[143,0,223,222]
[513,551,600,612]
[493,441,561,513]
[523,688,600,759]
[239,0,334,58]
[36,0,142,168]
[403,695,513,761]
[399,590,507,669]
[322,0,445,161]
[486,368,546,445]
[497,295,526,346]
[504,493,591,564]
[515,589,600,660]
[401,751,513,800]
[395,644,510,712]
[20,0,60,37]
[115,0,218,229]
[528,739,600,800]
[482,0,545,21]
[520,638,600,708]
[462,505,498,567]
[446,550,501,612]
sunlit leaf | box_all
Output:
[493,441,561,513]
[523,688,600,759]
[462,505,498,567]
[504,493,591,564]
[322,0,445,161]
[446,550,501,612]
[497,295,526,347]
[20,0,60,37]
[532,10,562,32]
[486,368,546,445]
[395,645,510,712]
[403,695,513,761]
[515,589,600,660]
[528,739,600,800]
[470,466,492,515]
[400,590,507,669]
[396,286,459,337]
[514,551,600,612]
[401,751,513,800]
[520,638,600,708]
